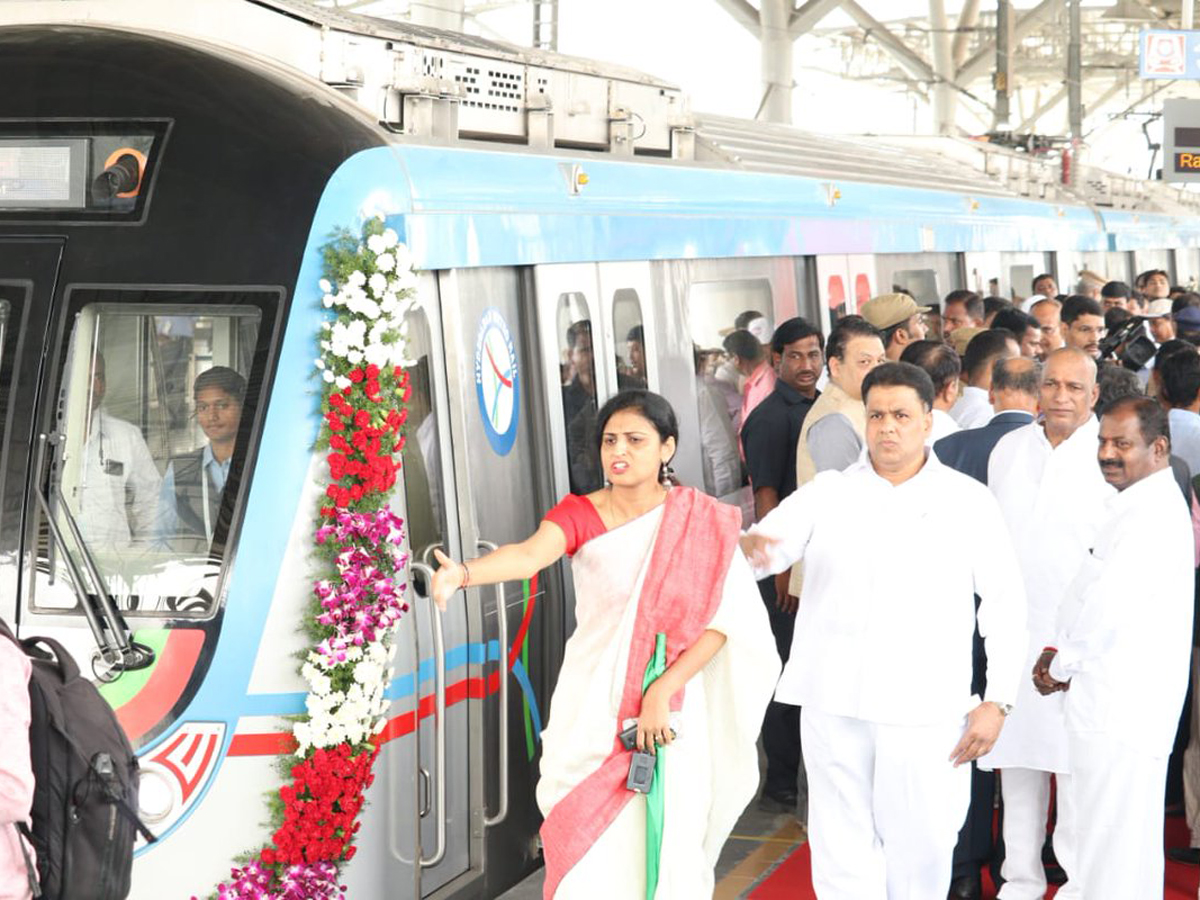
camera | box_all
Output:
[1098,316,1157,371]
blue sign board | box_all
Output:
[1141,30,1200,80]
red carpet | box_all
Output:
[750,815,1200,898]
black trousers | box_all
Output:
[953,606,996,879]
[952,763,996,879]
[757,576,802,799]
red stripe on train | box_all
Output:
[116,629,206,743]
[227,580,541,759]
[226,675,490,757]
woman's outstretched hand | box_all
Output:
[430,548,465,611]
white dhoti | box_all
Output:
[802,708,971,900]
[984,419,1113,900]
[996,768,1080,900]
[1066,733,1168,900]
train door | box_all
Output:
[1133,249,1176,284]
[1177,248,1200,290]
[1108,251,1135,285]
[875,253,961,309]
[439,266,566,896]
[0,239,59,620]
[998,251,1054,303]
[846,255,876,312]
[352,270,470,899]
[963,251,1002,296]
[814,256,853,333]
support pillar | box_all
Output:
[929,0,957,133]
[1185,0,1195,31]
[409,0,464,31]
[759,0,794,124]
[952,0,981,69]
[995,0,1012,130]
[533,0,558,51]
[1067,0,1082,139]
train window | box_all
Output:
[890,269,939,307]
[612,289,648,388]
[400,304,445,561]
[686,280,758,500]
[31,290,277,618]
[556,293,602,494]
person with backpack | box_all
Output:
[0,627,34,900]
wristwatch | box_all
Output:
[992,702,1014,717]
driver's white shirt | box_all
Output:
[74,410,162,546]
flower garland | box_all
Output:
[206,218,417,899]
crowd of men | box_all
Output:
[732,271,1200,899]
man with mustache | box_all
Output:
[1035,397,1193,897]
[979,348,1114,900]
[1061,296,1105,361]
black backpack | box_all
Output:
[0,621,156,900]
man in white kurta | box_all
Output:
[743,361,1027,900]
[1035,397,1193,899]
[980,348,1113,900]
[74,355,162,547]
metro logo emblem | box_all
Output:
[145,722,225,806]
[1145,32,1187,76]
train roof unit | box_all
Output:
[5,0,1197,217]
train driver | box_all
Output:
[154,367,245,555]
[75,351,163,548]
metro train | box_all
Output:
[2,14,1200,900]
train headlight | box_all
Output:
[92,147,147,200]
[138,768,174,824]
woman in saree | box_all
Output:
[431,389,779,899]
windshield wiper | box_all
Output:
[34,432,154,678]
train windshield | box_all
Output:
[31,291,276,618]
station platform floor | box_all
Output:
[496,760,1200,899]
[497,800,804,900]
[498,742,808,900]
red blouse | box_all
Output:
[544,494,608,556]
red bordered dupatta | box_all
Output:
[539,486,742,898]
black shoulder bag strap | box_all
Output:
[13,821,41,898]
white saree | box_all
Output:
[536,506,779,898]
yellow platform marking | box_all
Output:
[714,819,806,900]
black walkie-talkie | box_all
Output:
[626,750,656,794]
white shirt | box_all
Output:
[1169,407,1200,479]
[75,410,162,546]
[1050,468,1194,757]
[980,417,1114,772]
[929,408,961,445]
[747,449,1028,725]
[950,385,994,430]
